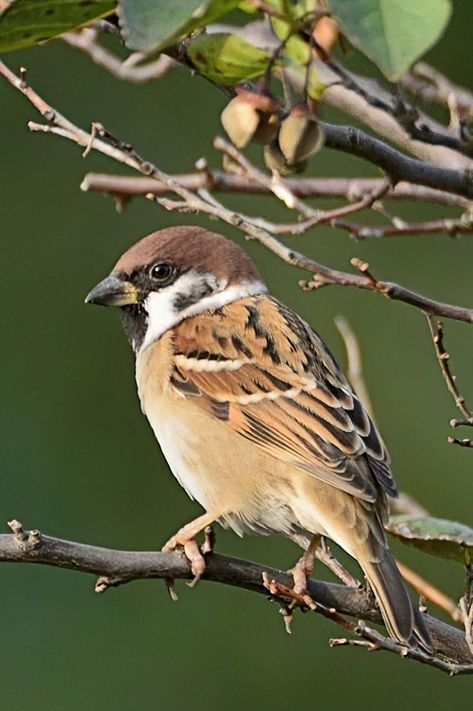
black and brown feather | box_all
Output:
[171,295,397,504]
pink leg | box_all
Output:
[162,511,221,586]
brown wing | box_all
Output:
[170,295,396,502]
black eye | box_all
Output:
[149,262,175,284]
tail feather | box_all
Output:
[361,548,432,652]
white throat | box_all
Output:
[139,274,267,352]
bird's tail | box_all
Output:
[361,547,432,652]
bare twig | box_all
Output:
[2,59,473,327]
[0,523,471,674]
[396,560,463,624]
[80,173,472,208]
[62,28,176,84]
[403,63,473,120]
[427,317,473,446]
[213,136,322,219]
[248,180,391,235]
[334,213,473,240]
[334,316,374,417]
[390,493,429,517]
[460,566,473,655]
[330,621,472,676]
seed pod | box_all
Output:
[313,16,338,58]
[263,140,307,176]
[221,89,280,148]
[252,109,280,145]
[278,102,324,165]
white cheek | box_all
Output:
[140,274,268,352]
[141,289,180,351]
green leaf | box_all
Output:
[188,33,269,85]
[328,0,452,81]
[118,0,239,53]
[387,515,473,564]
[0,0,115,52]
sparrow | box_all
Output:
[85,225,431,650]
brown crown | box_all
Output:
[114,226,264,285]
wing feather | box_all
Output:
[170,295,397,500]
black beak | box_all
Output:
[84,274,140,307]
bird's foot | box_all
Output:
[262,571,317,634]
[162,524,216,592]
[290,553,318,610]
[162,535,207,588]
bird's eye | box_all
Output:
[149,262,175,284]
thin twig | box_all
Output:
[427,316,473,446]
[251,180,391,235]
[0,523,471,674]
[334,214,473,240]
[62,28,176,84]
[334,315,374,417]
[403,63,473,120]
[396,560,463,624]
[459,566,473,655]
[2,59,473,327]
[213,135,322,219]
[389,493,429,517]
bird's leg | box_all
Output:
[315,537,360,588]
[291,534,320,603]
[201,524,216,555]
[162,511,220,588]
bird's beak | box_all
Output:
[84,274,140,307]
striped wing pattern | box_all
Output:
[170,295,397,503]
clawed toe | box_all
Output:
[262,571,317,633]
[183,539,206,587]
[162,526,215,590]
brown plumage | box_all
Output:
[86,226,432,651]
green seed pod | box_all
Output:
[278,103,324,165]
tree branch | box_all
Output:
[402,63,473,120]
[322,123,473,200]
[62,28,177,84]
[80,172,472,208]
[427,316,473,446]
[2,59,473,327]
[1,523,471,674]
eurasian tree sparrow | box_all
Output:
[85,226,431,650]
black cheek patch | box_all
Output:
[173,279,214,311]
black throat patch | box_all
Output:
[120,304,148,351]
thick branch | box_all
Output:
[1,526,471,673]
[322,123,473,200]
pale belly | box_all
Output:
[135,344,352,545]
[140,390,321,538]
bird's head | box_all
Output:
[85,226,267,351]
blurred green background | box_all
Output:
[1,5,473,709]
